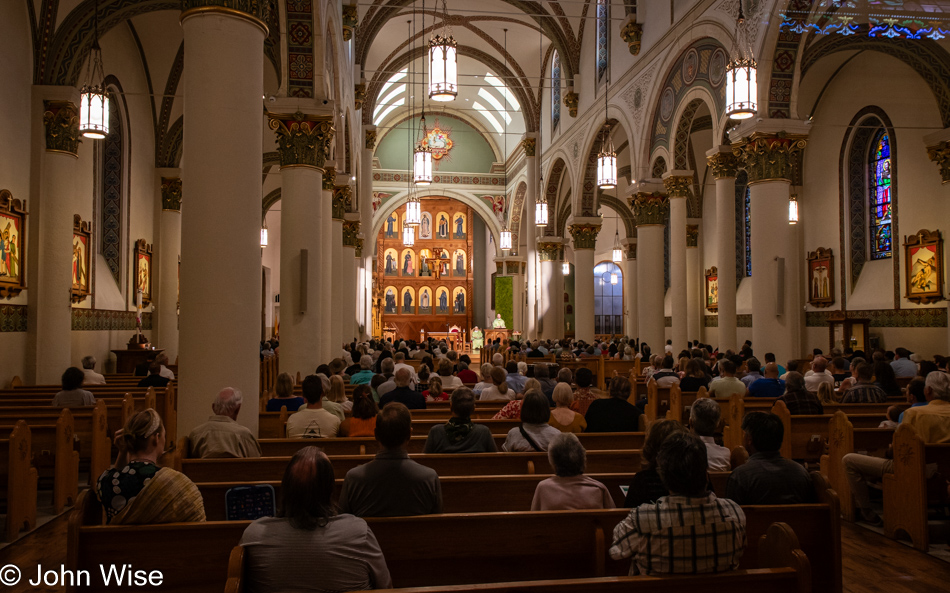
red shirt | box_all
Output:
[457,369,479,384]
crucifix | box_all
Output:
[425,248,452,280]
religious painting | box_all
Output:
[400,249,416,276]
[420,212,433,240]
[71,215,92,303]
[424,123,453,161]
[418,286,433,314]
[904,229,944,304]
[384,286,398,314]
[435,211,450,239]
[401,286,415,314]
[384,211,398,238]
[0,190,26,299]
[418,249,433,277]
[453,249,466,276]
[435,286,450,314]
[453,212,466,239]
[452,287,466,314]
[806,248,834,308]
[704,267,718,312]
[383,248,399,276]
[134,239,153,306]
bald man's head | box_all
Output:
[212,387,243,419]
[763,363,779,379]
[394,367,412,387]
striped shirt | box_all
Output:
[609,493,746,575]
[841,383,888,404]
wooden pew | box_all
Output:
[771,401,891,462]
[666,384,708,424]
[259,414,525,439]
[0,409,80,512]
[882,422,950,551]
[1,421,38,541]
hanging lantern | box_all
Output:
[414,116,433,185]
[562,262,570,275]
[260,218,269,247]
[610,272,619,285]
[789,194,799,225]
[725,1,757,120]
[79,38,109,139]
[535,196,548,227]
[500,227,512,251]
[402,222,415,247]
[405,191,421,226]
[597,126,617,189]
[429,0,458,102]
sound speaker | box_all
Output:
[300,249,308,314]
[775,257,785,315]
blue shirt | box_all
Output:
[748,377,786,398]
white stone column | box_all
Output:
[631,189,669,353]
[179,4,266,436]
[707,147,739,352]
[686,223,701,344]
[537,239,562,339]
[360,126,376,339]
[156,172,181,361]
[26,91,80,383]
[569,218,601,343]
[320,166,335,358]
[523,135,539,340]
[663,171,692,352]
[622,239,638,340]
[330,177,350,358]
[342,214,360,344]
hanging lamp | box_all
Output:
[535,28,548,227]
[260,216,269,247]
[788,194,799,224]
[612,227,623,263]
[413,4,433,187]
[562,262,570,275]
[610,272,618,285]
[429,0,457,101]
[403,17,422,226]
[79,0,109,139]
[402,221,415,247]
[725,0,757,120]
[597,70,616,189]
[499,28,511,253]
[500,227,513,250]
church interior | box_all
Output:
[2,0,950,590]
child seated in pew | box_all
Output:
[52,367,96,408]
[879,406,901,430]
[531,433,615,511]
[422,376,450,402]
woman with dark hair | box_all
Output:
[570,367,601,415]
[501,390,561,451]
[424,388,497,453]
[873,361,902,398]
[338,386,379,437]
[679,358,710,392]
[240,447,392,592]
[585,377,641,432]
[52,367,96,407]
[623,419,686,508]
[374,350,393,374]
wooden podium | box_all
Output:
[484,328,511,344]
[112,348,163,374]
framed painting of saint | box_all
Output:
[383,248,399,276]
[419,287,433,314]
[806,248,834,308]
[71,215,92,303]
[419,212,433,240]
[704,267,718,312]
[453,212,466,239]
[134,239,153,306]
[0,190,27,299]
[452,287,466,314]
[435,211,450,239]
[383,286,398,314]
[904,229,944,304]
[400,249,416,276]
[401,286,415,314]
[436,286,450,314]
[384,211,398,238]
[453,249,466,276]
[419,249,433,277]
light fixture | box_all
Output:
[406,190,421,226]
[535,196,548,227]
[725,0,757,120]
[498,28,511,254]
[597,70,616,189]
[534,27,547,228]
[610,272,619,285]
[612,228,623,263]
[562,262,570,275]
[789,194,799,224]
[429,0,457,102]
[79,0,109,139]
[413,115,433,186]
[500,227,512,250]
[402,221,415,247]
[260,217,269,248]
[404,16,423,225]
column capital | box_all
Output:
[537,240,564,261]
[662,170,693,199]
[564,89,579,118]
[267,110,335,169]
[732,131,807,185]
[686,224,699,247]
[630,192,669,226]
[342,4,358,41]
[180,0,271,35]
[343,219,361,246]
[522,135,537,157]
[569,219,602,250]
[620,14,643,55]
[926,141,950,184]
[355,237,364,257]
[622,238,637,260]
[161,177,182,212]
[43,100,81,157]
[333,184,353,219]
[706,146,739,179]
[354,81,367,111]
[364,126,377,150]
[322,166,337,191]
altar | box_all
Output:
[423,329,466,351]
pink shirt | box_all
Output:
[530,475,617,511]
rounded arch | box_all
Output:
[599,195,636,239]
[542,155,571,238]
[376,110,505,163]
[650,154,668,179]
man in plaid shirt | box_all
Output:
[609,432,746,575]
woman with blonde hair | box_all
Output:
[265,372,304,412]
[817,381,837,405]
[321,375,349,421]
[97,408,205,524]
[549,383,587,433]
[473,362,494,396]
[423,376,450,401]
[478,366,511,401]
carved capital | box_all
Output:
[522,137,537,157]
[927,141,950,184]
[322,167,337,191]
[355,237,364,257]
[180,0,271,33]
[342,5,358,41]
[686,225,699,248]
[630,192,669,226]
[564,91,579,118]
[354,83,367,111]
[663,175,692,199]
[365,129,377,150]
[43,101,81,156]
[268,112,335,168]
[343,220,360,246]
[620,20,643,55]
[706,151,739,179]
[626,243,637,260]
[569,224,601,250]
[537,241,563,261]
[160,177,182,212]
[332,185,352,219]
[733,132,807,184]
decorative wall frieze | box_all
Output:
[732,132,807,184]
[268,112,334,168]
[620,15,643,55]
[160,177,182,212]
[706,150,739,179]
[72,309,153,331]
[630,192,669,226]
[564,91,579,118]
[322,167,337,191]
[342,5,358,41]
[43,101,81,156]
[365,128,377,150]
[506,261,521,275]
[180,0,271,33]
[343,220,360,246]
[537,241,563,261]
[686,225,699,247]
[569,223,601,250]
[927,141,950,184]
[522,137,537,157]
[332,185,353,220]
[805,308,947,328]
[0,305,27,332]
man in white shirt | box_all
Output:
[392,352,418,387]
[286,375,341,438]
[690,398,731,471]
[803,356,834,392]
[156,353,175,381]
[81,356,106,385]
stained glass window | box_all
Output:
[552,51,561,131]
[596,0,608,83]
[594,262,623,335]
[869,131,892,259]
[744,186,752,276]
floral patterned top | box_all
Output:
[96,460,160,523]
[493,400,524,420]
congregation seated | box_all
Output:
[873,361,902,398]
[502,390,561,451]
[323,375,351,420]
[651,356,680,388]
[422,375,450,402]
[504,360,528,393]
[899,376,927,422]
[816,382,837,406]
[133,351,159,376]
[569,367,601,416]
[349,355,375,385]
[81,355,106,385]
[437,358,463,390]
[890,347,917,378]
[52,366,96,408]
[586,377,640,433]
[138,361,172,388]
[328,357,351,383]
[392,352,417,387]
[188,387,261,458]
[549,383,587,434]
[726,411,814,505]
[708,359,747,399]
[339,403,442,517]
[535,363,557,401]
[375,358,397,398]
[739,357,763,389]
[478,366,511,401]
[240,446,392,592]
[493,378,538,419]
[531,433,615,511]
[473,362,494,395]
[804,357,834,392]
[338,386,378,437]
[624,419,685,507]
[837,357,864,394]
[97,408,205,524]
[749,362,785,398]
[287,375,341,438]
[259,341,275,359]
[690,398,730,471]
[424,388,497,453]
[156,353,175,380]
[266,371,304,412]
[841,362,887,403]
[679,358,710,392]
[610,432,746,575]
[777,372,824,415]
[379,368,427,410]
[456,359,479,384]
